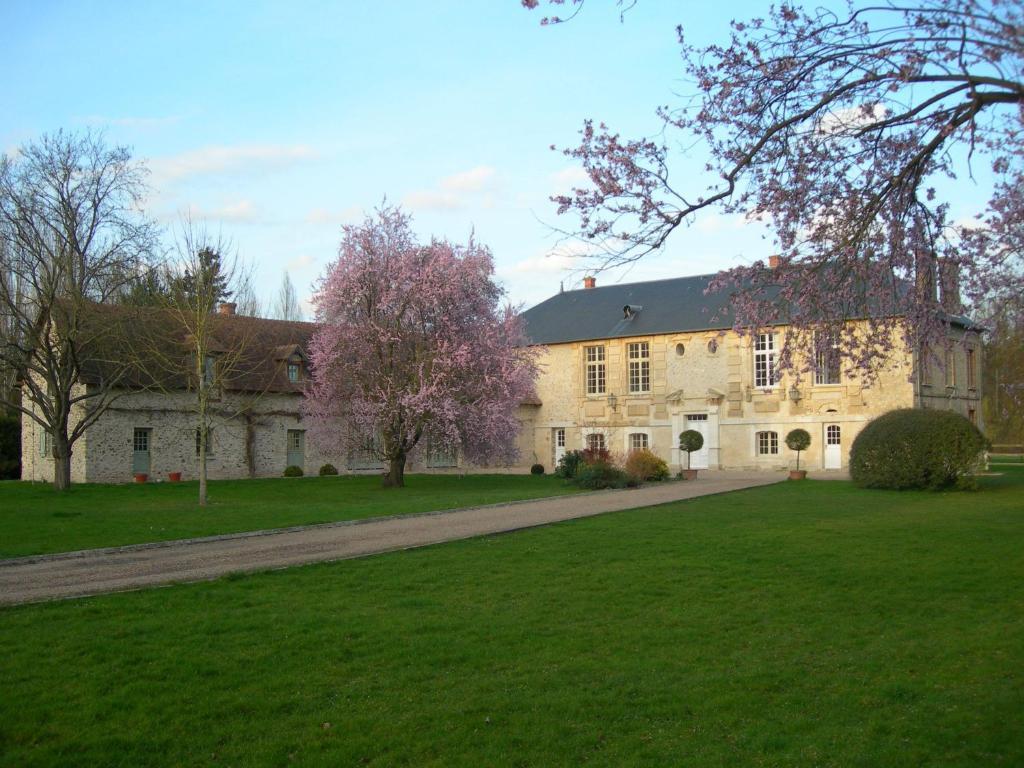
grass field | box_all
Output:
[1,468,1021,766]
[0,474,579,558]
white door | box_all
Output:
[685,414,710,469]
[553,428,566,467]
[824,424,841,469]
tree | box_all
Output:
[785,428,811,471]
[982,299,1024,444]
[529,1,1023,378]
[678,429,704,471]
[274,271,303,321]
[0,131,157,489]
[304,205,539,487]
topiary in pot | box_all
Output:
[850,408,988,490]
[785,428,811,479]
[530,463,545,475]
[319,463,338,476]
[678,429,704,479]
[283,464,304,477]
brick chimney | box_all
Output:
[768,254,781,269]
[218,302,237,316]
[583,276,596,289]
[939,259,962,314]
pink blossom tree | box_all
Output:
[303,205,540,487]
[526,1,1023,380]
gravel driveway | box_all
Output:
[0,472,780,605]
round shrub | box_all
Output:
[283,464,304,477]
[850,408,988,491]
[319,463,338,476]
[625,448,669,482]
[530,463,545,475]
[555,450,586,479]
[574,459,631,490]
[785,428,811,471]
[678,429,704,453]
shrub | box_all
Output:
[0,415,20,480]
[850,408,988,491]
[581,446,611,465]
[574,459,632,490]
[530,463,545,475]
[625,448,669,482]
[678,429,704,470]
[785,428,811,471]
[319,463,338,476]
[283,464,304,477]
[555,450,586,479]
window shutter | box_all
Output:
[39,429,46,457]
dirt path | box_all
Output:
[0,472,780,605]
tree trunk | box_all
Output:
[53,445,72,491]
[382,454,406,488]
[198,428,208,507]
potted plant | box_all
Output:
[785,428,811,479]
[168,471,182,483]
[678,429,704,480]
[133,472,148,484]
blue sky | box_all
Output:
[1,1,992,313]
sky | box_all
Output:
[0,1,993,315]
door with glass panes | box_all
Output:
[286,429,305,470]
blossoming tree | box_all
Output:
[303,205,539,487]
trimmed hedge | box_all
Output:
[283,465,304,477]
[530,463,545,475]
[319,463,338,476]
[850,408,988,491]
[574,459,633,490]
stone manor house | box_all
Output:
[20,272,982,483]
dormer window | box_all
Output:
[287,362,300,383]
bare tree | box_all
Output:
[274,271,303,321]
[0,131,157,489]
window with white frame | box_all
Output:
[39,429,53,458]
[627,341,650,393]
[287,362,300,383]
[814,331,841,385]
[754,333,778,388]
[756,430,779,456]
[944,349,956,387]
[585,345,606,395]
[628,432,649,451]
[586,433,606,452]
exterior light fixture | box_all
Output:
[607,392,618,412]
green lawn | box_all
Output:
[1,469,1021,766]
[0,474,579,558]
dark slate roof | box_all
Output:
[521,274,739,345]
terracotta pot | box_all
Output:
[789,470,807,480]
[681,469,699,480]
[168,472,182,483]
[134,473,148,484]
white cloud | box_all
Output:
[817,103,888,135]
[286,254,317,271]
[148,144,318,186]
[305,206,363,225]
[549,166,589,190]
[403,165,498,212]
[163,200,258,223]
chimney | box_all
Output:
[768,255,781,269]
[939,259,962,314]
[914,251,937,304]
[218,302,237,316]
[583,276,596,289]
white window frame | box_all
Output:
[627,431,650,452]
[627,341,650,394]
[813,331,841,385]
[755,430,779,456]
[584,345,606,395]
[287,362,300,383]
[39,429,53,459]
[754,333,778,389]
[586,433,607,452]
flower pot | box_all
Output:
[134,473,148,484]
[168,472,182,483]
[789,470,807,480]
[681,469,699,480]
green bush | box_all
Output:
[0,415,20,480]
[555,450,586,479]
[573,459,633,490]
[625,448,669,482]
[283,465,304,478]
[530,463,545,475]
[678,429,704,470]
[785,428,811,471]
[318,463,338,476]
[850,408,988,491]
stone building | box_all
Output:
[515,272,983,473]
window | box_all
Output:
[586,433,606,452]
[754,333,777,388]
[287,362,300,383]
[133,428,150,453]
[629,432,649,451]
[287,430,303,451]
[826,425,841,445]
[555,428,566,449]
[426,444,458,468]
[707,339,719,354]
[966,348,976,389]
[628,342,650,393]
[675,343,685,357]
[195,427,213,456]
[202,355,216,387]
[814,331,841,385]
[39,429,53,458]
[585,345,606,395]
[968,408,977,425]
[944,349,956,387]
[756,431,779,456]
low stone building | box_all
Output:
[515,273,983,473]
